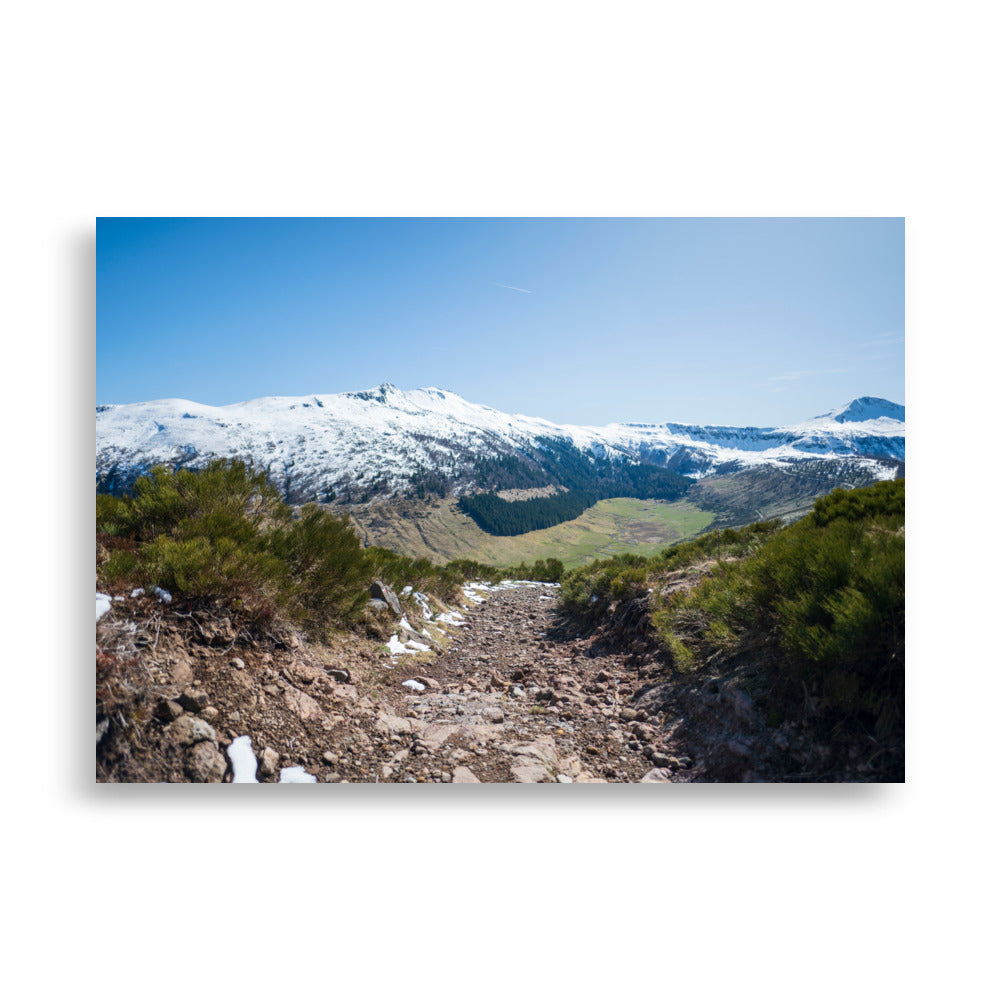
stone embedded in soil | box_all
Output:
[370,580,401,615]
[640,768,672,782]
[259,747,280,778]
[167,715,217,748]
[451,766,480,783]
[284,685,321,720]
[178,688,210,712]
[184,741,227,782]
[155,699,184,722]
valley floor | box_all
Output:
[350,495,714,569]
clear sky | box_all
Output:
[97,217,903,427]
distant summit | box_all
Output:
[822,397,905,424]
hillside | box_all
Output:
[96,463,903,783]
[349,495,715,569]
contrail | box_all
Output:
[493,282,532,293]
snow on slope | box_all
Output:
[96,383,905,500]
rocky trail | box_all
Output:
[371,583,692,783]
[97,582,701,783]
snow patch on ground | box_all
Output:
[387,634,410,655]
[402,679,426,692]
[227,736,259,783]
[279,766,317,783]
[96,593,112,621]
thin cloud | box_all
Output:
[493,282,532,294]
[758,368,851,384]
[767,368,850,383]
[864,332,904,346]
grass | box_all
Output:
[349,496,715,570]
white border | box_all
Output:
[7,1,993,994]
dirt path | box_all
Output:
[368,583,690,783]
[97,582,698,783]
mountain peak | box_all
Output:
[822,397,904,424]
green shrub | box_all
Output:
[654,480,905,728]
[268,505,371,632]
[97,462,373,632]
[559,519,782,617]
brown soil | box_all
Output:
[96,582,893,783]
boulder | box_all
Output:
[184,741,227,782]
[167,715,216,748]
[370,580,401,616]
[154,699,184,722]
[259,747,280,778]
[283,685,321,721]
[640,768,672,783]
[178,688,210,712]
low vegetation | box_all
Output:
[96,461,548,639]
[562,479,905,772]
[560,519,784,617]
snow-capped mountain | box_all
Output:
[96,384,904,502]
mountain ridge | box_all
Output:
[96,384,904,503]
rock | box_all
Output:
[370,580,401,616]
[511,758,552,783]
[640,768,672,783]
[556,774,573,783]
[367,599,390,612]
[184,741,227,782]
[167,715,216,748]
[412,676,440,690]
[259,747,280,778]
[651,752,672,768]
[619,707,638,722]
[325,667,351,683]
[484,707,505,724]
[451,766,480,783]
[230,657,245,670]
[155,699,184,722]
[283,685,321,720]
[200,706,219,722]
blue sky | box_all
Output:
[97,217,903,426]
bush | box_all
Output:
[653,480,905,731]
[269,505,374,632]
[560,520,782,617]
[97,462,372,632]
[97,461,526,633]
